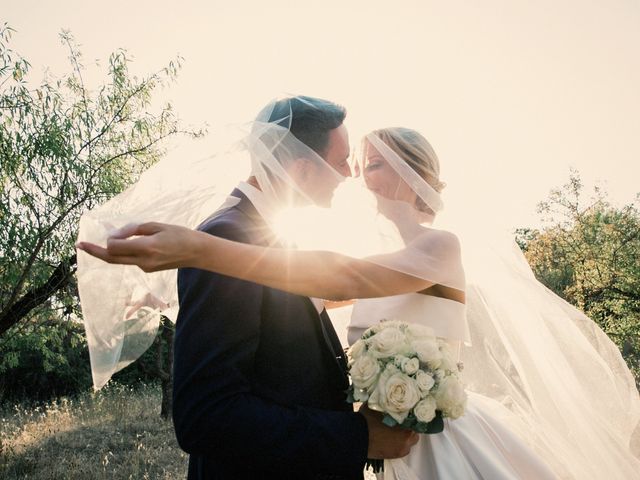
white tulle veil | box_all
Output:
[77,98,640,479]
[77,95,347,389]
[77,98,463,393]
[336,127,640,479]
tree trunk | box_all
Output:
[159,315,174,420]
[160,369,173,420]
[0,255,77,335]
[119,314,175,419]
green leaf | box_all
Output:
[382,415,398,428]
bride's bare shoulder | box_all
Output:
[414,228,462,257]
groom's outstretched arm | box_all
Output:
[172,218,368,477]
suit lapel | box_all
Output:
[232,188,349,386]
[318,308,350,385]
[232,189,267,229]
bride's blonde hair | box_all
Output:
[370,127,446,212]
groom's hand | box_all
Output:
[359,404,419,459]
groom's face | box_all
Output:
[323,124,351,178]
[308,123,351,206]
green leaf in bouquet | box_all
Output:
[346,388,355,404]
[382,414,398,428]
[423,411,444,434]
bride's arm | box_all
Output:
[77,222,432,301]
[325,299,356,309]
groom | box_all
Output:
[172,96,418,479]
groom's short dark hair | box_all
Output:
[262,96,346,156]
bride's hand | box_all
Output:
[76,222,204,272]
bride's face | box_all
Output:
[363,141,417,205]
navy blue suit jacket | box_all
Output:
[172,190,369,480]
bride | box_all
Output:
[77,119,640,479]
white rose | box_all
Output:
[392,354,408,370]
[380,319,402,328]
[411,338,442,368]
[368,327,407,359]
[371,370,420,424]
[401,357,420,376]
[415,370,435,395]
[438,355,456,373]
[366,374,384,412]
[349,354,380,390]
[405,324,435,341]
[448,403,466,419]
[413,397,437,423]
[362,323,382,338]
[348,339,366,360]
[437,343,457,372]
[368,365,398,411]
[435,376,467,417]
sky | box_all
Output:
[4,0,640,230]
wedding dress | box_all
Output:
[77,102,640,479]
[347,294,557,480]
[334,131,640,479]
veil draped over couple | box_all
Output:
[76,95,640,479]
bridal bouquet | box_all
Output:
[347,320,466,434]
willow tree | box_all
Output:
[0,25,201,408]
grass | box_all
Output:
[1,383,381,479]
[0,383,187,479]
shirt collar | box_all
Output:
[235,181,279,224]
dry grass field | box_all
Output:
[0,383,382,479]
[0,384,187,479]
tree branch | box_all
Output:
[0,254,77,335]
